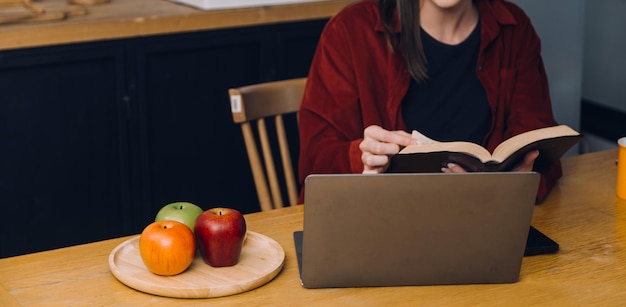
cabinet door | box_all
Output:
[267,19,329,178]
[132,27,269,224]
[132,21,325,226]
[272,19,328,80]
[0,43,130,257]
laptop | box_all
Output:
[294,172,549,288]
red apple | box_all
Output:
[194,207,247,267]
[139,220,196,276]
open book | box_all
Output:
[387,125,582,173]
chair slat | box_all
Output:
[240,122,273,212]
[257,118,284,209]
[276,114,298,206]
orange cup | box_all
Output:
[618,137,626,199]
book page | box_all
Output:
[400,131,493,163]
[492,125,580,162]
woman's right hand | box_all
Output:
[359,125,416,174]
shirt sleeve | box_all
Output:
[500,3,562,203]
[298,14,366,200]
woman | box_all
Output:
[298,0,561,203]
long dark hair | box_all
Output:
[379,0,428,83]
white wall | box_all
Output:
[511,0,586,132]
[582,0,626,113]
[511,0,586,154]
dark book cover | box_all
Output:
[387,135,582,173]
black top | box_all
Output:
[401,22,491,145]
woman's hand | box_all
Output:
[441,163,467,173]
[513,150,539,172]
[360,125,416,174]
[441,150,540,173]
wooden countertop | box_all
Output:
[2,149,626,305]
[0,0,353,50]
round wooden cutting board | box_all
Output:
[109,231,285,298]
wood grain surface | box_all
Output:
[0,1,88,25]
[109,231,285,298]
[0,0,353,50]
[68,0,110,4]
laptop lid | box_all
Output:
[298,172,540,288]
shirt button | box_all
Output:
[478,65,484,71]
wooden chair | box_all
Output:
[229,78,306,211]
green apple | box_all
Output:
[155,202,204,233]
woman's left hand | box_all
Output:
[513,150,539,172]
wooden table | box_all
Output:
[1,149,624,306]
[0,0,354,50]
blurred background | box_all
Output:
[514,0,625,154]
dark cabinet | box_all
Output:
[0,44,131,258]
[0,19,327,258]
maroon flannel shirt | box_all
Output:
[298,0,561,203]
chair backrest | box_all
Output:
[229,78,306,211]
